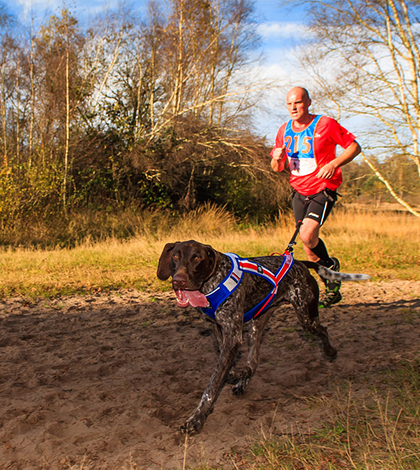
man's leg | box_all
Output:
[299,218,342,307]
[293,188,342,308]
[318,258,342,308]
[299,218,322,262]
[292,193,328,263]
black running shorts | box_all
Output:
[292,189,337,226]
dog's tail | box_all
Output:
[302,261,370,281]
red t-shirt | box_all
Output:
[270,115,356,195]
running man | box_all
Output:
[270,87,361,308]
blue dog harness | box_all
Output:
[200,252,294,323]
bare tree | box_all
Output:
[89,0,266,146]
[33,8,88,206]
[292,0,420,216]
[153,0,261,135]
[0,6,19,167]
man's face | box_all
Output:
[286,89,311,122]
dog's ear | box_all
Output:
[157,242,179,280]
[205,245,221,279]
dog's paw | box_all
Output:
[231,377,250,396]
[230,367,252,395]
[323,345,338,360]
[225,369,242,385]
[180,415,204,434]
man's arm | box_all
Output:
[316,140,361,180]
[270,124,288,172]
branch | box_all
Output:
[361,151,420,217]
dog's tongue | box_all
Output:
[175,290,208,308]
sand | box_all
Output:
[1,280,419,469]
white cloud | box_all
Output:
[15,0,121,16]
[257,21,313,41]
[16,0,60,12]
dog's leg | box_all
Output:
[302,307,337,359]
[181,320,242,434]
[211,323,223,353]
[289,273,337,358]
[229,311,273,395]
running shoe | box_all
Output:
[319,257,342,308]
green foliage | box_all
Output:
[0,161,63,220]
[206,170,286,221]
[137,179,174,209]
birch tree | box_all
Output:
[158,0,260,134]
[0,6,19,167]
[34,9,87,206]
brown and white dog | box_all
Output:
[157,240,369,433]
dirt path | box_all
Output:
[0,281,419,469]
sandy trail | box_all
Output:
[0,280,419,469]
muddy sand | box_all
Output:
[1,280,419,469]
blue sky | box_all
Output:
[10,0,309,62]
[8,0,311,140]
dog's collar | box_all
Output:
[200,252,294,323]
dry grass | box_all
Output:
[236,357,420,470]
[0,205,419,298]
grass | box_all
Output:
[231,357,420,470]
[0,205,419,299]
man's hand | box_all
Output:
[270,145,286,172]
[272,145,285,160]
[316,161,337,179]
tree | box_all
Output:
[34,8,88,207]
[293,0,420,216]
[0,4,20,167]
[89,0,273,212]
[154,0,261,135]
[0,0,285,237]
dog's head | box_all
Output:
[157,240,221,307]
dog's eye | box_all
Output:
[193,254,202,261]
[172,253,180,261]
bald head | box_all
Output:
[287,87,310,101]
[286,87,312,124]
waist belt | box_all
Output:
[200,252,294,323]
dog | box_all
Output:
[157,240,369,433]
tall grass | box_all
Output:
[0,205,419,298]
